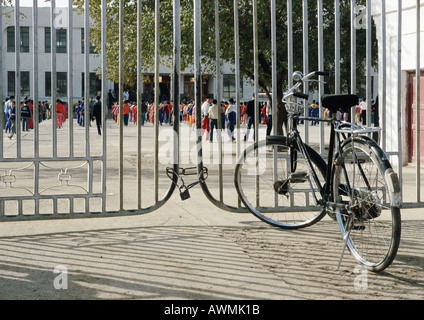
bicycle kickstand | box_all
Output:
[335,229,351,271]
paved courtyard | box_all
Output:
[0,116,423,300]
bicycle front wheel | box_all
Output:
[332,137,401,272]
[234,136,327,229]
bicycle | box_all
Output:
[234,70,402,272]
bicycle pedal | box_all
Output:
[352,225,365,231]
[290,171,308,183]
[179,186,191,201]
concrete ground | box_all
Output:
[0,116,423,301]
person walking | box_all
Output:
[309,100,319,126]
[266,102,272,136]
[6,101,16,139]
[244,94,259,141]
[208,99,219,142]
[122,100,130,126]
[92,96,102,135]
[20,100,32,131]
[225,98,237,141]
[201,96,212,140]
[359,98,367,125]
[4,96,14,133]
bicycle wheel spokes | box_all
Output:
[235,141,327,229]
[333,139,401,272]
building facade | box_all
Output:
[1,5,257,105]
[1,6,113,102]
[372,0,424,165]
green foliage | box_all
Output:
[73,0,376,98]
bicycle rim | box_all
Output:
[333,138,401,272]
[234,139,327,229]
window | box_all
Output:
[45,27,67,53]
[223,74,243,100]
[7,71,30,96]
[57,29,67,53]
[183,76,194,99]
[7,71,15,96]
[45,27,50,53]
[20,27,30,53]
[7,27,14,52]
[7,26,30,53]
[81,28,97,54]
[81,72,101,97]
[45,72,67,97]
[57,72,67,96]
[21,71,30,95]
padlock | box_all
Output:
[179,185,191,201]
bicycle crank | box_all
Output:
[274,171,309,195]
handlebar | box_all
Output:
[315,71,330,76]
[283,70,329,101]
[293,92,309,100]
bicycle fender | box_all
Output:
[343,136,403,208]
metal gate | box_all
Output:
[1,0,423,222]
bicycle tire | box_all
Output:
[332,137,401,272]
[234,136,327,229]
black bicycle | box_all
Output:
[234,71,401,272]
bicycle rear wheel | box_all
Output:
[234,136,327,229]
[332,137,401,272]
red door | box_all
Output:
[408,71,424,163]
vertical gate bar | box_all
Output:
[234,0,242,208]
[381,0,386,152]
[234,0,241,160]
[317,0,324,154]
[252,0,259,206]
[137,0,142,210]
[335,0,340,95]
[303,0,309,144]
[215,0,223,203]
[365,0,371,128]
[173,0,181,173]
[287,0,293,89]
[194,0,203,179]
[350,0,356,119]
[302,0,310,205]
[119,0,124,211]
[416,0,421,202]
[84,0,90,160]
[271,0,278,206]
[0,1,3,157]
[101,0,107,212]
[397,0,403,190]
[271,0,277,135]
[15,0,21,158]
[51,0,57,158]
[84,0,93,201]
[68,0,74,158]
[33,0,39,158]
[154,0,160,203]
[33,0,39,215]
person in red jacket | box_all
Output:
[261,102,267,124]
[56,99,64,128]
[28,100,34,129]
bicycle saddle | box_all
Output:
[321,94,359,113]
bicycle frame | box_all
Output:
[282,70,382,213]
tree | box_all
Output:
[74,0,375,135]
